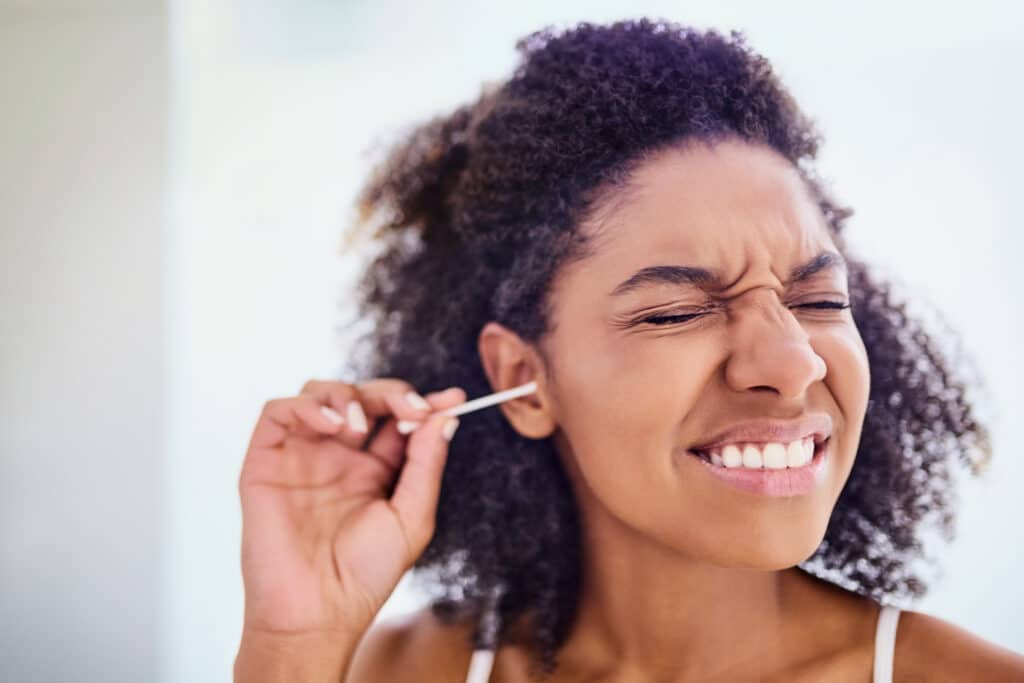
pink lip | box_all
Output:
[690,415,832,452]
[686,438,830,497]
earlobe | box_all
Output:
[477,322,558,439]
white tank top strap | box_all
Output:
[465,648,496,683]
[873,604,902,683]
[465,584,504,683]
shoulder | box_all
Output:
[346,606,477,683]
[894,609,1024,681]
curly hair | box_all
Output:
[340,18,993,677]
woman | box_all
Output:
[234,19,1023,682]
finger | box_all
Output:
[351,380,461,463]
[365,386,468,472]
[300,378,423,449]
[248,394,348,450]
[393,386,469,434]
[300,377,455,455]
[356,378,437,422]
[298,379,369,444]
[388,412,461,557]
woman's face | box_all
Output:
[541,138,870,568]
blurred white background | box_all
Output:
[1,1,1021,681]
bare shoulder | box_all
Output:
[894,609,1024,681]
[346,606,477,683]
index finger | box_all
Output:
[298,377,428,449]
[353,377,440,419]
[363,386,468,472]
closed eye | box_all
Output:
[795,301,851,311]
[639,301,850,326]
[640,312,704,326]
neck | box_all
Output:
[553,489,809,681]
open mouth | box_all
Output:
[687,436,829,469]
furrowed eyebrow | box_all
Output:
[788,251,847,283]
[608,250,847,297]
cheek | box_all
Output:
[558,330,706,433]
[815,324,871,424]
[553,331,720,493]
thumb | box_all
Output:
[389,412,459,558]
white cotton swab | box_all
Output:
[396,381,538,435]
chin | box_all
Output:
[699,516,831,570]
[755,523,830,569]
[642,513,828,571]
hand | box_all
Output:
[237,378,466,641]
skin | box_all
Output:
[346,138,1024,681]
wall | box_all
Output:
[0,2,168,682]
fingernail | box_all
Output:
[441,417,460,441]
[346,401,368,433]
[320,405,344,425]
[404,391,431,411]
[397,419,421,434]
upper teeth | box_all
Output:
[698,438,816,469]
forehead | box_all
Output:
[582,139,833,273]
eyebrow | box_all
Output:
[609,250,847,297]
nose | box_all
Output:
[723,289,827,399]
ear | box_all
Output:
[477,321,557,439]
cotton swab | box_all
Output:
[396,381,538,435]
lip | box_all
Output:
[686,437,831,497]
[689,415,832,452]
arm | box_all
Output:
[234,628,360,683]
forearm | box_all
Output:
[234,629,359,683]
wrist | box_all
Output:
[234,627,360,683]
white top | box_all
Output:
[464,605,902,683]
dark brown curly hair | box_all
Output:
[339,18,993,677]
